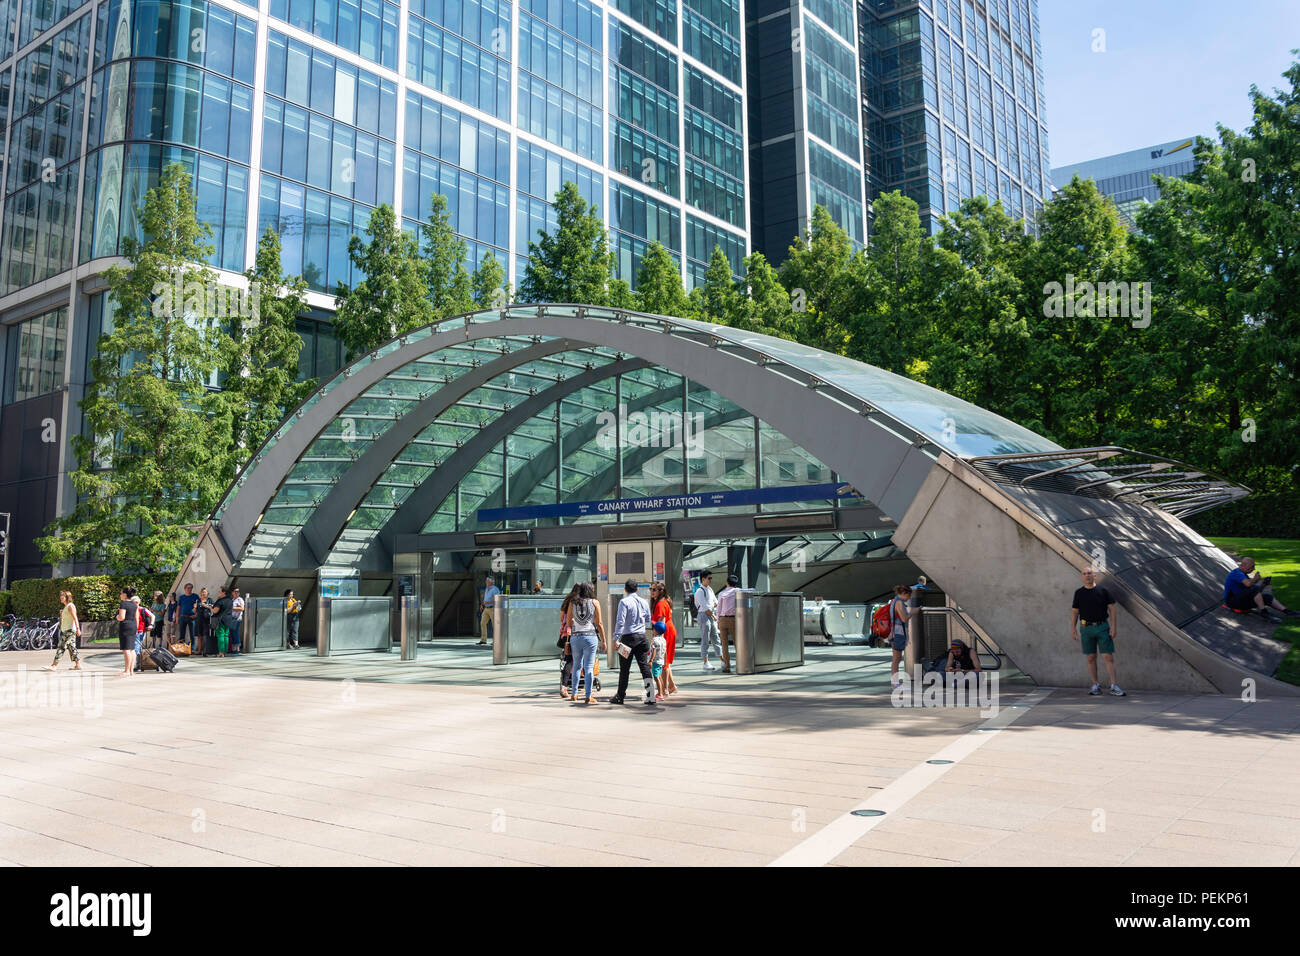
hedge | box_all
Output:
[1187,492,1300,541]
[0,591,10,617]
[8,574,177,621]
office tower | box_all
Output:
[1051,136,1198,229]
[0,0,752,577]
[861,0,1051,233]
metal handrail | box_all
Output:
[917,606,1003,670]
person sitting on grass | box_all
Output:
[1223,557,1298,620]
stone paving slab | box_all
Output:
[2,646,1298,866]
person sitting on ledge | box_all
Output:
[1223,557,1298,619]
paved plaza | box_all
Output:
[1,642,1298,866]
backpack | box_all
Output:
[137,606,155,634]
[870,603,892,640]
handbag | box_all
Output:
[616,642,632,659]
[169,642,191,657]
[216,624,230,653]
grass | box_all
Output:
[1209,536,1300,685]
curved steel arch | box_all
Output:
[215,306,957,567]
[299,339,590,563]
[371,387,750,559]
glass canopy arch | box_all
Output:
[214,305,1063,572]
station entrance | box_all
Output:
[189,305,1283,695]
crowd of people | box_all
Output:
[41,582,304,674]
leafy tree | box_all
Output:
[738,252,798,338]
[219,227,314,479]
[38,164,231,573]
[690,246,743,324]
[519,182,619,305]
[779,205,861,353]
[923,196,1034,418]
[421,193,475,318]
[472,249,509,308]
[1132,57,1300,491]
[1021,176,1138,444]
[634,241,692,317]
[851,191,936,374]
[333,203,435,359]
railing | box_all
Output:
[916,606,1002,670]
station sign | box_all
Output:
[477,482,860,522]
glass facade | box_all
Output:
[862,0,1051,234]
[1051,137,1198,230]
[218,305,1061,572]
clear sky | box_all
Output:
[1039,0,1300,167]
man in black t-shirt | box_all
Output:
[1070,568,1125,697]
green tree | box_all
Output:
[38,164,231,573]
[333,204,435,359]
[1021,176,1138,444]
[634,241,692,317]
[519,182,619,305]
[779,205,861,353]
[851,191,935,374]
[219,227,314,478]
[1131,57,1300,491]
[690,246,743,325]
[922,196,1035,418]
[472,250,509,308]
[421,193,475,318]
[738,252,798,338]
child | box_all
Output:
[650,620,668,702]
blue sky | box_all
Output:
[1039,0,1300,167]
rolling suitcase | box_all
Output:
[149,646,178,673]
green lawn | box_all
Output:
[1209,536,1300,685]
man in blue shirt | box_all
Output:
[608,579,655,706]
[478,575,501,645]
[176,584,200,648]
[1224,557,1295,618]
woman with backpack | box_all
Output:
[889,585,913,690]
[566,582,606,704]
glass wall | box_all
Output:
[3,307,67,404]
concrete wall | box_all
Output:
[894,456,1299,696]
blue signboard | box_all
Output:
[477,482,860,523]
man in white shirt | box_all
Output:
[479,575,501,645]
[694,571,721,671]
[609,579,656,705]
[716,574,741,673]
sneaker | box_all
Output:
[1285,608,1300,618]
[593,677,602,692]
[1109,684,1126,697]
[703,661,716,672]
[891,679,901,689]
[608,696,625,705]
[1088,683,1101,696]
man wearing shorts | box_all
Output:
[1070,568,1125,697]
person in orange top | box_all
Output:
[650,582,678,696]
